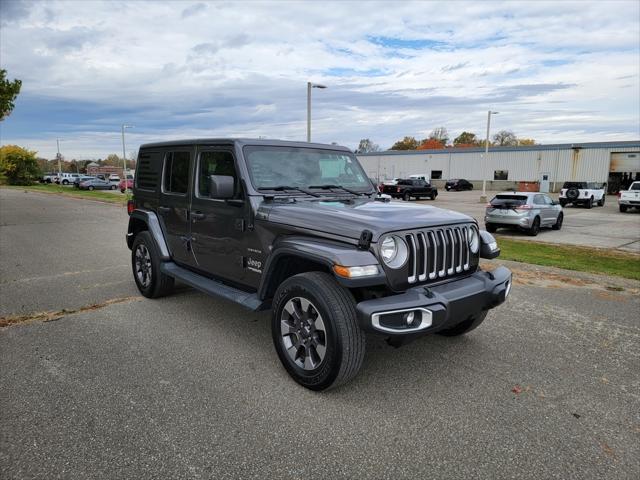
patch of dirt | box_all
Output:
[0,296,142,328]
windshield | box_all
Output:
[243,146,373,192]
[490,194,528,207]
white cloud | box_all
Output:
[0,0,638,158]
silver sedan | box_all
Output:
[484,192,563,236]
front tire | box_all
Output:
[110,185,116,190]
[619,205,628,213]
[438,312,487,336]
[131,231,174,298]
[88,186,94,191]
[559,199,567,207]
[62,180,69,185]
[486,223,497,233]
[403,192,410,201]
[271,272,365,391]
[598,195,605,207]
[586,197,593,209]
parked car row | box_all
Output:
[40,173,123,185]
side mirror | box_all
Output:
[209,175,234,199]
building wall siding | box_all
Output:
[357,145,640,189]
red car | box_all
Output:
[119,178,134,193]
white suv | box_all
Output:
[559,182,606,209]
[56,173,80,185]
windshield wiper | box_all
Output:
[308,184,370,196]
[257,186,320,197]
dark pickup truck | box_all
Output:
[382,179,438,201]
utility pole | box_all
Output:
[481,111,499,203]
[56,138,62,175]
[121,124,133,192]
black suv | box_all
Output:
[126,139,511,390]
[445,179,473,191]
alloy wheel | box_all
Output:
[134,244,152,288]
[280,297,327,370]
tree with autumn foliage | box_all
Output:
[0,145,41,185]
[453,131,480,147]
[428,127,449,146]
[390,136,419,150]
[417,138,446,150]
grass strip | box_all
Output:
[496,237,640,281]
[3,184,128,205]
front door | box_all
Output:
[158,149,194,266]
[188,147,250,283]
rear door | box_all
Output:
[533,194,551,225]
[158,148,194,266]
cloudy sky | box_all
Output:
[1,0,639,159]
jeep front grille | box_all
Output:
[405,226,475,284]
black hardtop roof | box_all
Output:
[139,138,352,152]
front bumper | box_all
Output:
[356,266,512,337]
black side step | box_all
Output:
[160,262,264,311]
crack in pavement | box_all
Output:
[0,295,143,328]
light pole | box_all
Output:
[481,110,499,203]
[121,124,134,192]
[307,82,327,142]
[56,138,62,175]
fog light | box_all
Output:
[404,311,415,325]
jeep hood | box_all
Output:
[262,198,474,240]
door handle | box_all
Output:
[158,206,171,214]
[191,211,206,221]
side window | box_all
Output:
[544,195,554,205]
[533,194,545,205]
[198,151,237,198]
[163,151,190,194]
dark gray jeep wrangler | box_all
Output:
[126,139,511,390]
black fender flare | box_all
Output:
[126,210,171,260]
[258,236,385,300]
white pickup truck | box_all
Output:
[618,181,640,212]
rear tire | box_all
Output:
[486,223,497,233]
[438,311,488,336]
[559,199,567,207]
[271,272,365,391]
[619,205,628,213]
[110,185,116,190]
[62,180,69,185]
[131,231,174,298]
[552,212,563,230]
[403,192,410,201]
[88,186,94,191]
[430,193,436,200]
[528,216,540,236]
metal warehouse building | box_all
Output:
[356,141,640,193]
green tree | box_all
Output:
[355,138,380,153]
[0,145,41,185]
[0,70,22,120]
[390,136,419,150]
[493,130,518,146]
[428,127,449,146]
[453,131,480,146]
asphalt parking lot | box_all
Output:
[415,190,640,253]
[1,188,639,479]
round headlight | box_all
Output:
[381,236,397,263]
[468,227,479,253]
[380,235,408,268]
